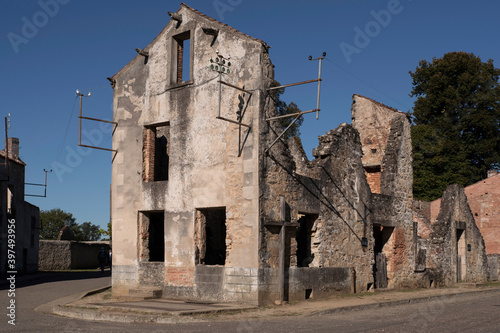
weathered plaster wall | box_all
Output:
[111,4,268,302]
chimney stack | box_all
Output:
[6,137,19,159]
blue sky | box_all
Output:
[1,0,499,232]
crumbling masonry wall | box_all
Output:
[351,94,408,194]
[259,121,373,303]
[426,185,489,285]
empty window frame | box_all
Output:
[139,211,165,262]
[7,185,14,215]
[143,123,170,182]
[296,214,317,267]
[195,208,226,266]
[173,31,191,83]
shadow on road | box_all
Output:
[0,270,111,290]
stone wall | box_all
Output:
[464,172,500,255]
[260,121,373,299]
[39,240,110,270]
[426,185,489,285]
[351,94,409,194]
[488,254,499,281]
[378,114,419,288]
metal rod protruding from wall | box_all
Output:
[25,169,52,197]
[309,52,326,119]
[76,89,91,146]
[76,89,118,153]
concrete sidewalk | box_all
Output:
[47,283,500,324]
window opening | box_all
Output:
[139,211,165,262]
[296,214,317,267]
[174,31,191,83]
[195,208,226,265]
[143,124,169,182]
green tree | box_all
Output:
[410,52,500,201]
[40,208,78,240]
[74,222,102,241]
[270,80,303,140]
[40,208,103,241]
[99,222,112,241]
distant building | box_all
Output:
[0,137,40,275]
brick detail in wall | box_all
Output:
[366,171,381,194]
[176,40,183,83]
[165,267,194,286]
[143,127,155,182]
[392,228,406,272]
[464,173,500,254]
[364,166,382,194]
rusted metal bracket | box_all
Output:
[265,53,326,153]
[77,90,117,153]
[25,169,52,197]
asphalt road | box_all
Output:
[1,271,499,332]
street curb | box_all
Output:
[53,305,205,324]
[48,285,500,324]
[307,287,500,317]
[51,286,258,323]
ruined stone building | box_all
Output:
[0,138,40,276]
[464,170,500,255]
[414,170,500,281]
[110,3,490,305]
[464,170,500,280]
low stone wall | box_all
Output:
[488,255,499,281]
[39,240,110,270]
[39,240,72,270]
[259,267,351,304]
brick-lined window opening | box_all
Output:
[364,165,381,194]
[195,208,226,265]
[143,123,169,182]
[174,31,191,83]
[139,211,165,262]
